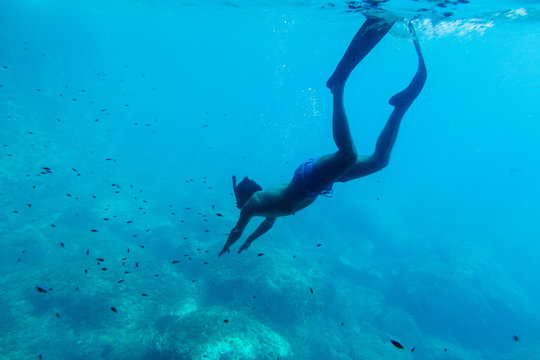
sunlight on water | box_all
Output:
[417,18,495,37]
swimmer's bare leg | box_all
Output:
[315,17,396,184]
[337,22,427,182]
[326,16,397,93]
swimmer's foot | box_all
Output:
[388,22,427,107]
[326,16,397,93]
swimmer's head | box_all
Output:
[232,175,262,209]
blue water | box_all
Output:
[1,0,540,359]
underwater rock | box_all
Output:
[383,241,538,348]
[151,306,291,359]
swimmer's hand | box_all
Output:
[238,240,252,254]
[218,246,230,257]
[219,227,242,257]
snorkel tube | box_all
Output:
[232,175,240,208]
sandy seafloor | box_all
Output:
[1,0,540,359]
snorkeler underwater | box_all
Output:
[1,0,539,359]
[219,17,426,257]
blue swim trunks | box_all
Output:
[291,157,334,197]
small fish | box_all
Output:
[101,267,107,271]
[411,346,416,352]
[66,193,72,197]
[126,220,133,224]
[121,257,127,260]
[135,262,139,268]
[27,203,32,208]
[172,260,179,264]
[117,280,124,283]
[90,229,98,232]
[444,348,447,352]
[55,313,60,318]
[257,253,264,257]
[59,242,64,247]
[390,340,404,349]
[216,213,223,217]
[110,306,117,313]
[513,335,519,341]
[141,293,148,296]
[36,286,47,293]
[341,322,344,326]
[84,269,88,274]
[96,258,104,262]
[309,288,314,294]
[86,249,89,256]
[223,319,229,323]
[316,243,321,247]
[51,224,56,228]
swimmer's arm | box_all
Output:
[238,217,276,254]
[219,209,252,257]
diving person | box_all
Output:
[219,17,427,257]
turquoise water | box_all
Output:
[1,0,540,359]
